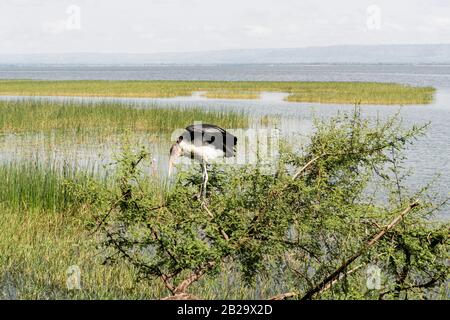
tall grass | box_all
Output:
[0,160,278,299]
[0,100,249,134]
[0,161,72,212]
[0,160,166,299]
[0,205,166,299]
[0,80,435,105]
[0,98,268,299]
[284,82,435,104]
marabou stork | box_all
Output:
[168,123,238,198]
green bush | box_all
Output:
[71,109,449,300]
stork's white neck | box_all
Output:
[179,140,196,154]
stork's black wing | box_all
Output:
[181,124,237,157]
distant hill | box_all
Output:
[2,44,450,65]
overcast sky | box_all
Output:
[1,0,450,54]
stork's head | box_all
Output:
[168,142,182,176]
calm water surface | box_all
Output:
[1,64,450,87]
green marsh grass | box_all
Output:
[0,100,249,135]
[0,205,166,299]
[0,98,282,299]
[0,80,435,105]
[0,160,279,299]
[0,161,76,212]
[0,159,165,299]
[284,82,435,104]
[202,90,260,100]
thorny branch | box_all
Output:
[269,201,420,300]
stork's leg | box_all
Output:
[198,161,205,199]
[201,160,208,200]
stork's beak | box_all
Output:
[168,143,180,177]
[168,155,175,177]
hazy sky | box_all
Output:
[1,0,450,54]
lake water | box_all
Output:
[2,64,450,88]
[0,64,449,217]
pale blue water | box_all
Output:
[1,64,450,87]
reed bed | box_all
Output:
[0,95,280,299]
[0,161,77,212]
[0,158,168,299]
[0,98,252,298]
[0,99,249,134]
[202,90,260,100]
[0,160,279,299]
[284,82,435,104]
[0,206,164,299]
[0,80,435,105]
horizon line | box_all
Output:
[2,43,450,56]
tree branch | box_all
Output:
[292,134,415,181]
[293,155,321,180]
[202,202,230,241]
[269,263,364,300]
[173,261,216,294]
[299,201,420,300]
[269,291,300,300]
[378,277,441,300]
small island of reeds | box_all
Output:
[0,80,435,105]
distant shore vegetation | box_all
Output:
[0,80,435,105]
